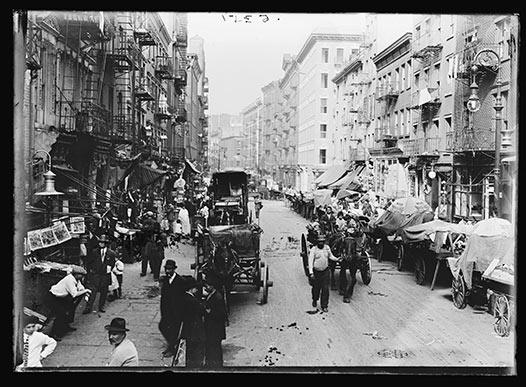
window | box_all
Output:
[321,73,328,88]
[322,48,329,63]
[406,61,412,89]
[496,17,511,59]
[320,98,328,113]
[336,48,344,64]
[320,124,327,138]
[319,149,327,164]
[401,64,406,90]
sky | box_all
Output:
[160,12,414,116]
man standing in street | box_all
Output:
[180,276,206,368]
[203,273,227,368]
[158,259,187,357]
[104,317,139,367]
[83,234,116,314]
[307,234,341,313]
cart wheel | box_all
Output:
[451,273,468,309]
[360,252,372,285]
[301,234,309,276]
[414,254,426,285]
[396,244,404,271]
[258,262,270,305]
[493,294,511,337]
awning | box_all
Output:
[314,163,349,187]
[127,164,168,190]
[185,158,201,174]
[502,155,516,163]
[418,88,432,106]
[328,165,365,190]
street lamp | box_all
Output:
[473,48,510,217]
[33,150,64,197]
[33,150,64,224]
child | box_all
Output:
[108,254,124,301]
[16,315,57,370]
[173,219,183,243]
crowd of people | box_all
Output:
[16,183,230,370]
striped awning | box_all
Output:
[328,165,365,190]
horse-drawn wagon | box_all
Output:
[446,218,515,337]
[193,170,272,322]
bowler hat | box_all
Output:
[164,259,177,269]
[104,317,129,332]
[183,276,203,291]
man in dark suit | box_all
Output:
[83,234,116,314]
[180,276,206,368]
[158,260,187,357]
[203,273,227,368]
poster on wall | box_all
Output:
[27,230,44,251]
[52,221,72,244]
[69,216,86,234]
[40,227,58,248]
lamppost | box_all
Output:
[33,150,64,224]
[472,48,510,217]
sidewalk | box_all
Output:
[43,241,197,369]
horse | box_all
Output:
[338,231,367,302]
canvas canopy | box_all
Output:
[312,189,333,207]
[403,219,475,243]
[447,218,514,289]
[208,223,262,258]
[314,164,348,187]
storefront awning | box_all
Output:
[185,158,201,174]
[127,164,168,190]
[328,165,365,190]
[314,163,349,187]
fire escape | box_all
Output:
[375,83,400,147]
[51,11,114,144]
[106,14,140,145]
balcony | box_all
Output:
[446,129,495,152]
[176,30,188,47]
[411,88,441,111]
[349,147,367,162]
[399,137,443,156]
[75,102,111,136]
[175,107,187,124]
[111,114,134,143]
[155,56,174,80]
[374,127,398,144]
[376,83,400,101]
[134,28,157,46]
[349,73,370,86]
[412,32,442,66]
[134,79,155,101]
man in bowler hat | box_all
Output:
[203,272,227,368]
[180,276,206,368]
[105,317,138,366]
[158,259,187,357]
[83,234,116,314]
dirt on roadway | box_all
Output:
[221,199,516,374]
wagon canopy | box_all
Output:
[208,223,263,258]
[312,189,333,207]
[402,219,475,243]
[395,211,435,242]
[388,196,432,216]
[447,218,515,289]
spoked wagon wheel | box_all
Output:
[257,261,271,305]
[414,254,426,285]
[451,273,468,309]
[360,251,372,285]
[301,234,309,276]
[396,244,404,271]
[493,294,511,337]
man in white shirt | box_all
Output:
[16,315,57,371]
[307,235,341,313]
[47,266,91,340]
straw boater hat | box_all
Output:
[317,234,327,242]
[104,317,129,332]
